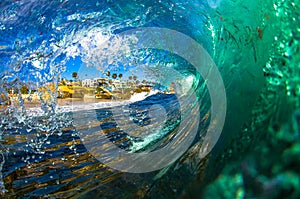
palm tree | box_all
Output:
[112,73,117,79]
[72,72,78,81]
[20,85,29,94]
[59,78,67,86]
[118,74,123,79]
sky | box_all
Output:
[61,56,102,80]
[61,56,148,81]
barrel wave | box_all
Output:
[0,0,299,198]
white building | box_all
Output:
[81,79,94,87]
[81,78,109,87]
[111,80,128,89]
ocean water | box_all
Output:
[1,0,300,198]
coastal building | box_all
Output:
[81,79,94,87]
[80,78,155,95]
[81,78,108,87]
[110,80,128,89]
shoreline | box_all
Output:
[9,97,125,109]
[2,90,171,111]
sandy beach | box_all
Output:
[3,97,122,110]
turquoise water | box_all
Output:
[0,0,300,198]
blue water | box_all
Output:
[1,93,199,198]
[98,93,181,151]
